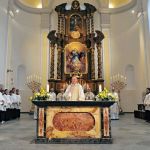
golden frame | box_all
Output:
[64,42,88,74]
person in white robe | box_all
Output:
[110,87,119,120]
[11,88,18,119]
[57,89,65,101]
[16,89,21,118]
[49,88,56,101]
[85,88,95,101]
[3,89,12,121]
[144,88,150,122]
[0,89,6,124]
[64,76,85,101]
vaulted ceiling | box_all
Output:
[14,0,136,13]
[17,0,132,9]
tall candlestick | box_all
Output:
[99,84,102,92]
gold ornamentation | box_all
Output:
[70,31,80,39]
[97,44,102,79]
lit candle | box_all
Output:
[99,84,102,92]
[46,84,49,92]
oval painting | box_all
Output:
[53,112,95,131]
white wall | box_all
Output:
[8,8,41,112]
[110,1,149,112]
[0,0,9,85]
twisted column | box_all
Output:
[91,48,95,79]
[97,44,102,79]
[50,45,55,79]
[57,48,62,79]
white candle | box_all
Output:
[99,84,102,92]
[46,84,49,92]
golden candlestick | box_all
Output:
[26,75,41,113]
[111,74,127,114]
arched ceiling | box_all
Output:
[14,0,137,13]
[18,0,49,9]
[109,0,132,8]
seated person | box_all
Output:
[64,75,85,101]
[49,88,56,101]
[110,87,119,120]
[85,88,95,101]
[57,89,65,101]
[144,88,150,122]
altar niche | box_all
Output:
[47,0,104,94]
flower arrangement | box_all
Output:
[29,87,50,101]
[96,88,116,101]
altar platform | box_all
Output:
[32,100,114,144]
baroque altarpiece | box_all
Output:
[47,0,104,94]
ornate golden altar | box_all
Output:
[47,0,104,94]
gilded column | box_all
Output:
[57,47,62,80]
[91,14,94,34]
[91,48,95,79]
[61,14,65,35]
[97,44,102,79]
[87,14,90,35]
[58,14,61,33]
[50,45,55,79]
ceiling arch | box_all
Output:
[14,0,137,14]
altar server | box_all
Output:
[3,89,12,121]
[110,87,119,120]
[0,89,6,124]
[11,88,17,119]
[49,88,56,101]
[64,75,85,101]
[16,89,21,119]
[144,88,150,122]
[57,89,65,101]
[85,88,95,101]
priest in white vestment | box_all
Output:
[64,76,85,101]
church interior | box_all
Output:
[0,0,150,149]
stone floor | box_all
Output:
[0,114,150,150]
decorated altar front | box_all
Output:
[32,100,114,144]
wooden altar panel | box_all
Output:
[46,107,101,139]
